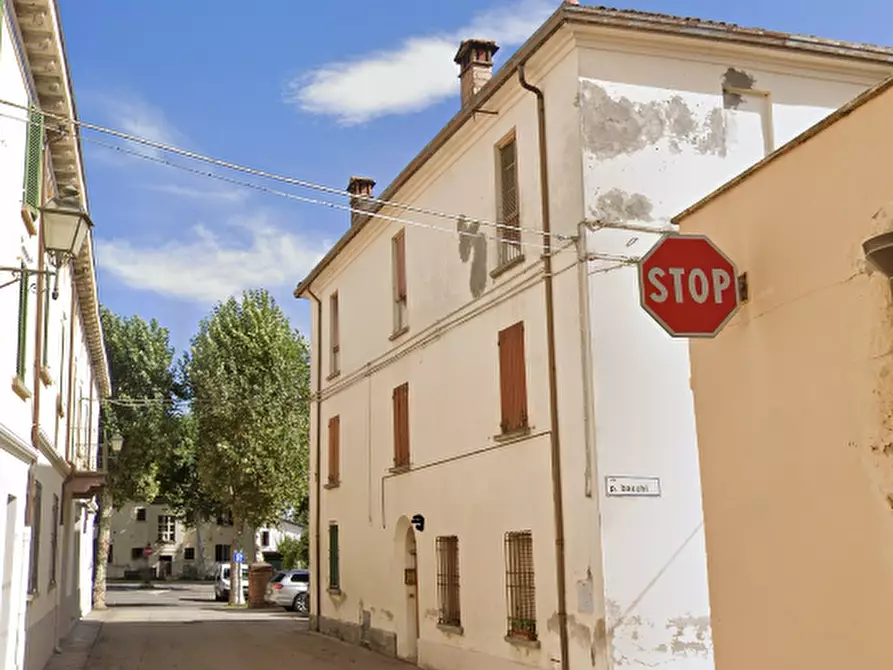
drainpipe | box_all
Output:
[518,63,570,670]
[305,287,323,632]
[576,223,595,498]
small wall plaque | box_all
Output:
[605,476,661,497]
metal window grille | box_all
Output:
[28,480,42,594]
[505,530,536,640]
[436,536,461,627]
[49,494,59,586]
[497,139,522,266]
[328,524,340,590]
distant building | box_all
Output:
[295,4,893,670]
[107,502,303,580]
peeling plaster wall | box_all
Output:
[679,81,893,670]
[576,46,878,669]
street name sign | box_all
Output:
[638,233,741,338]
[606,476,661,497]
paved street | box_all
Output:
[44,583,408,670]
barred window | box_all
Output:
[505,530,536,640]
[496,135,521,267]
[436,536,461,627]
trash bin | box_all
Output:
[248,562,273,609]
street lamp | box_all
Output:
[0,185,93,295]
[110,433,124,454]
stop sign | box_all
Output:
[638,233,741,338]
[143,545,153,558]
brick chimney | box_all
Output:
[454,39,499,107]
[347,176,376,226]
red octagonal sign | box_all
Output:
[638,234,741,338]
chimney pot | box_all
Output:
[454,39,499,108]
[347,176,376,227]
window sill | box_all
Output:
[327,588,343,596]
[326,370,341,382]
[324,481,340,490]
[490,254,525,279]
[40,366,53,387]
[437,623,464,636]
[12,377,31,401]
[389,325,410,341]
[388,464,411,475]
[494,426,531,443]
[21,206,37,237]
[505,635,540,649]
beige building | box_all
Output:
[295,4,893,670]
[674,76,893,670]
[107,503,303,580]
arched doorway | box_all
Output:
[404,526,419,662]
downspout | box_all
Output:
[518,63,570,670]
[577,223,595,498]
[305,287,323,632]
[32,150,48,453]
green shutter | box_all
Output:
[328,524,339,590]
[41,283,49,367]
[23,106,44,214]
[16,265,29,380]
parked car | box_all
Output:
[268,569,310,613]
[214,563,249,602]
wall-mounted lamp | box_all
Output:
[863,231,893,278]
[0,185,93,298]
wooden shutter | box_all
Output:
[393,383,410,467]
[328,415,340,484]
[498,322,528,433]
[394,231,407,300]
[16,264,29,380]
[24,106,44,212]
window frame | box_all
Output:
[28,479,42,595]
[392,383,410,469]
[504,530,537,641]
[392,229,408,335]
[157,514,176,544]
[328,523,340,593]
[494,131,523,270]
[184,547,196,561]
[327,415,341,486]
[436,535,461,629]
[498,321,529,435]
[329,292,340,377]
[135,507,147,522]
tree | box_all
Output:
[187,289,310,603]
[94,308,178,608]
[277,536,302,570]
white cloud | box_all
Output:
[91,93,185,158]
[286,0,555,124]
[146,183,250,204]
[95,214,328,304]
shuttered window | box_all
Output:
[28,480,42,594]
[16,263,29,381]
[329,292,340,375]
[393,230,407,331]
[23,106,44,216]
[328,523,340,591]
[498,322,528,434]
[393,382,410,468]
[497,136,521,266]
[328,415,340,485]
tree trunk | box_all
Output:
[92,487,113,609]
[229,513,244,606]
[195,517,205,579]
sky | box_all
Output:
[56,0,893,354]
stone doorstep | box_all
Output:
[42,620,103,670]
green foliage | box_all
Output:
[187,289,310,531]
[100,307,179,503]
[278,535,303,570]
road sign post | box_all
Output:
[638,233,741,338]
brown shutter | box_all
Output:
[393,383,410,467]
[394,231,407,300]
[498,322,528,433]
[328,416,340,484]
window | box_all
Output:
[328,523,340,591]
[392,230,407,332]
[15,262,29,383]
[158,515,175,543]
[184,547,195,561]
[505,530,536,641]
[215,544,231,562]
[49,494,59,587]
[290,572,310,583]
[28,480,42,594]
[329,292,340,376]
[498,322,528,434]
[496,135,521,267]
[108,545,114,564]
[131,547,144,560]
[261,531,270,547]
[392,383,410,468]
[328,415,340,485]
[436,536,461,627]
[216,510,233,526]
[22,106,44,219]
[135,507,146,522]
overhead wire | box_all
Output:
[0,97,571,241]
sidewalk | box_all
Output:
[42,618,103,670]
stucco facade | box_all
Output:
[0,2,111,670]
[296,5,893,670]
[674,76,893,670]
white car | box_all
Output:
[214,563,249,602]
[268,569,310,613]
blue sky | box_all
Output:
[56,0,892,354]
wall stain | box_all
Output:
[579,81,727,159]
[424,608,439,620]
[381,609,394,621]
[591,188,653,224]
[457,215,487,298]
[722,68,756,109]
[666,615,711,656]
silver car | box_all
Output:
[268,569,309,613]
